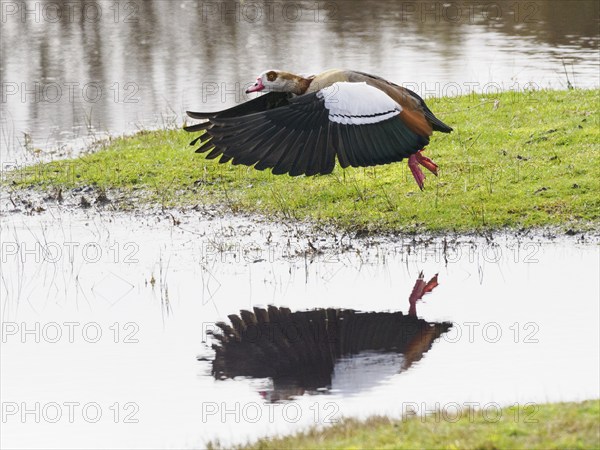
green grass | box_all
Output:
[235,400,600,450]
[7,89,600,233]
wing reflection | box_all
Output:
[206,273,451,401]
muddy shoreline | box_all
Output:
[2,184,598,254]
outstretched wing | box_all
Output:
[184,92,293,133]
[185,82,430,176]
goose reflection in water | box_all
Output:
[205,273,451,401]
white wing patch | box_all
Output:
[317,82,402,125]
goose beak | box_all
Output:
[246,77,265,94]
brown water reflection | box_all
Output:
[208,273,451,401]
[1,0,598,161]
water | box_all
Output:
[1,209,598,448]
[1,0,599,162]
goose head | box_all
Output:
[246,70,311,95]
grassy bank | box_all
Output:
[7,89,599,233]
[237,400,600,449]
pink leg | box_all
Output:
[408,272,439,317]
[408,150,439,190]
[416,150,438,176]
[408,154,425,190]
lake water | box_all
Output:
[1,0,599,163]
[1,208,598,448]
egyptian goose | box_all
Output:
[184,69,453,189]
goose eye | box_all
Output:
[266,71,277,82]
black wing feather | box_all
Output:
[256,130,300,172]
[184,121,213,133]
[185,88,438,176]
[290,128,319,177]
[346,125,368,167]
[186,92,292,119]
[271,131,307,175]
